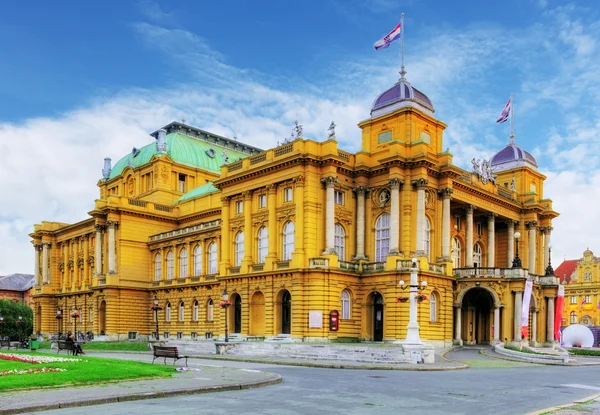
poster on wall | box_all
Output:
[309,311,323,328]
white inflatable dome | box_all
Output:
[562,324,595,348]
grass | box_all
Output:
[566,348,600,356]
[37,341,149,352]
[0,351,174,391]
[503,345,545,355]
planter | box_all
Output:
[398,297,409,303]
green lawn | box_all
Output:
[37,341,149,352]
[0,352,174,391]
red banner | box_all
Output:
[554,285,565,341]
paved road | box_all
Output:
[24,348,600,415]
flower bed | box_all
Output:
[0,353,82,364]
[1,367,66,377]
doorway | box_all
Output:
[373,293,384,341]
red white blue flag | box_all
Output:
[496,98,511,123]
[374,23,402,51]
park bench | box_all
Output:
[0,338,11,349]
[152,346,188,366]
[56,340,76,355]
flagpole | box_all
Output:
[399,13,406,81]
[509,92,515,143]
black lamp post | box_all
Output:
[15,315,22,343]
[512,231,522,268]
[56,308,63,339]
[545,244,554,276]
[151,295,162,340]
[71,304,79,340]
[0,314,4,338]
[222,289,230,342]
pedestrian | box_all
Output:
[65,332,85,355]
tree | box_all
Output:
[0,300,33,341]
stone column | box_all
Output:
[532,310,537,344]
[547,297,555,344]
[95,225,103,276]
[353,186,368,260]
[242,191,253,269]
[74,238,81,286]
[412,178,428,256]
[42,242,50,284]
[107,221,117,274]
[454,304,462,344]
[439,188,452,259]
[219,197,231,274]
[513,291,522,342]
[465,205,474,267]
[62,241,68,287]
[507,220,515,268]
[322,176,337,254]
[527,221,538,275]
[83,235,89,286]
[34,244,41,286]
[487,213,496,267]
[266,185,277,267]
[389,178,403,255]
[494,306,500,342]
[544,227,553,270]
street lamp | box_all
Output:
[222,289,230,342]
[512,231,522,268]
[15,315,22,344]
[71,304,80,341]
[398,258,427,344]
[0,314,4,339]
[56,307,63,339]
[150,295,163,340]
[545,244,554,277]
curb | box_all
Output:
[526,392,600,415]
[0,374,282,415]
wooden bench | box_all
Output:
[56,340,76,355]
[152,346,188,366]
[0,339,11,349]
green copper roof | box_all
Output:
[177,182,219,203]
[109,133,248,180]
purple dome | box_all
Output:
[490,141,538,171]
[371,80,434,116]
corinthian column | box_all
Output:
[353,186,368,260]
[412,178,428,256]
[439,188,452,259]
[389,178,403,255]
[506,220,516,267]
[242,190,253,269]
[465,205,474,267]
[266,185,277,267]
[107,221,118,274]
[293,176,305,264]
[513,290,522,342]
[34,244,41,286]
[322,176,337,254]
[95,225,103,276]
[42,242,51,284]
[527,221,538,275]
[487,213,496,267]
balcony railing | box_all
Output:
[396,260,413,271]
[309,258,329,269]
[339,261,359,272]
[454,267,529,279]
[428,263,446,274]
[362,262,385,272]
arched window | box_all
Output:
[154,253,162,281]
[179,301,185,322]
[341,289,351,320]
[334,223,346,261]
[473,243,482,268]
[235,232,244,267]
[208,242,217,274]
[425,217,431,261]
[193,245,202,276]
[257,227,268,264]
[430,292,438,322]
[452,238,461,268]
[166,250,174,280]
[375,213,390,262]
[283,221,295,261]
[179,248,188,279]
[207,299,214,321]
[570,311,577,324]
[193,300,199,321]
[165,302,171,322]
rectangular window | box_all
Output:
[178,174,186,193]
[420,131,431,144]
[455,216,461,230]
[476,223,482,236]
[334,190,344,205]
[164,332,170,339]
[259,194,267,209]
[378,130,392,144]
[128,331,138,340]
[177,332,183,340]
[585,295,591,304]
[236,200,243,214]
[284,187,293,202]
[191,332,198,340]
[571,296,577,304]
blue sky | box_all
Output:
[1,0,599,275]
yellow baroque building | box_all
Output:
[559,249,600,328]
[30,75,561,347]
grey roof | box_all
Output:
[0,274,34,292]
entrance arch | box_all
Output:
[276,289,292,335]
[250,291,265,336]
[459,287,495,345]
[99,300,106,335]
[229,294,242,334]
[364,291,384,341]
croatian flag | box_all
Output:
[374,23,402,50]
[496,98,511,123]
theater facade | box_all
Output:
[30,76,560,347]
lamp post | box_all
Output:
[0,314,4,339]
[56,307,63,339]
[15,315,22,344]
[399,258,428,344]
[222,289,230,342]
[512,231,522,268]
[544,244,554,276]
[150,295,162,340]
[71,303,79,341]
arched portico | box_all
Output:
[455,285,502,345]
[364,291,384,341]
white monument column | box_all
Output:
[507,220,515,267]
[454,304,462,345]
[322,176,337,254]
[513,291,522,342]
[487,213,496,267]
[34,244,41,286]
[413,178,428,256]
[527,221,538,275]
[95,225,103,276]
[42,242,51,284]
[465,205,474,267]
[440,189,452,259]
[353,186,368,260]
[494,306,500,342]
[547,297,555,344]
[107,221,117,274]
[389,178,402,255]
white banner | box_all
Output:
[521,280,533,327]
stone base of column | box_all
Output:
[453,339,463,346]
[108,270,116,275]
[401,342,435,364]
[543,341,558,349]
[321,248,337,255]
[388,249,400,256]
[352,255,368,261]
